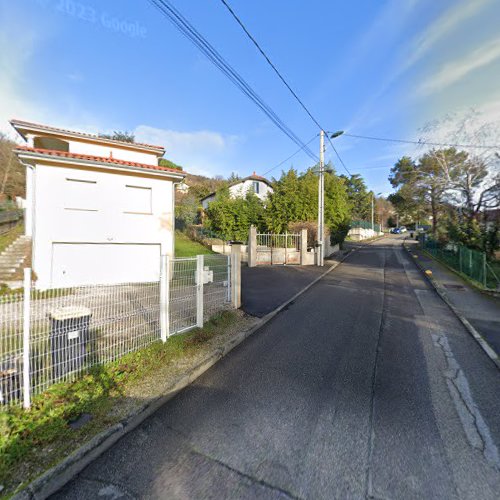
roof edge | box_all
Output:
[15,147,186,179]
[10,119,166,155]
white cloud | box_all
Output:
[419,36,500,95]
[134,125,240,176]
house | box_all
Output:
[11,119,185,289]
[201,172,273,209]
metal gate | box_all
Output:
[256,233,301,265]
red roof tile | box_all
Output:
[10,119,165,151]
[15,146,185,176]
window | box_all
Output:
[124,185,152,214]
[64,178,97,211]
[252,181,260,194]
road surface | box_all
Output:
[54,236,500,499]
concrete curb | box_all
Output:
[403,243,500,371]
[12,252,354,500]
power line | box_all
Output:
[262,134,318,177]
[147,0,318,161]
[219,0,351,176]
[343,133,500,150]
[219,0,322,131]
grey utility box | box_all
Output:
[0,356,21,405]
[49,307,92,379]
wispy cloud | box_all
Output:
[419,36,500,95]
[346,0,493,133]
[403,0,492,72]
[134,125,240,176]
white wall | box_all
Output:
[32,163,174,288]
[67,140,158,165]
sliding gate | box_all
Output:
[255,233,301,265]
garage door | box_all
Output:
[51,243,161,288]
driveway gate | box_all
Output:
[256,233,301,265]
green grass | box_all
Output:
[0,310,240,496]
[0,224,24,254]
[175,231,214,257]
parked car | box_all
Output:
[390,227,401,234]
[399,226,407,233]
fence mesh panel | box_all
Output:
[0,254,232,407]
[422,238,499,290]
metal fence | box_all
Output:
[421,237,500,290]
[256,232,301,265]
[351,220,381,232]
[0,254,232,408]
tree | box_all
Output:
[265,166,350,238]
[98,131,135,143]
[340,174,371,220]
[0,134,25,200]
[204,189,265,240]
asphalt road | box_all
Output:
[53,236,500,499]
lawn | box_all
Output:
[175,231,214,257]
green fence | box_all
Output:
[421,237,500,290]
[351,220,381,232]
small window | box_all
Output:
[64,178,97,211]
[124,185,152,214]
[252,181,260,194]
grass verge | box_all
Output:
[175,231,214,257]
[0,310,252,498]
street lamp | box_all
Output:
[317,130,344,266]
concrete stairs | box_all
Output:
[0,235,31,283]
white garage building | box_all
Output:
[11,119,185,289]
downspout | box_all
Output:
[21,161,36,271]
[172,180,181,257]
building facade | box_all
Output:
[11,119,185,288]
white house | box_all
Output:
[11,119,185,289]
[201,173,273,209]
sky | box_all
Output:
[1,0,499,195]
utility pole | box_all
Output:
[317,130,325,266]
[371,193,374,231]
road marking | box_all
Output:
[431,333,500,470]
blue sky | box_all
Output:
[1,0,499,195]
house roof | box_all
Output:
[10,119,165,155]
[15,146,185,178]
[201,172,273,201]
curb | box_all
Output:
[403,243,500,371]
[12,251,354,500]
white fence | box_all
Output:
[0,254,233,408]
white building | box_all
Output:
[11,119,185,289]
[201,173,273,209]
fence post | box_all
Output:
[22,268,31,409]
[300,229,308,265]
[248,225,257,267]
[285,231,288,266]
[230,243,242,308]
[196,254,204,328]
[226,255,231,302]
[160,255,170,342]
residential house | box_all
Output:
[11,119,185,288]
[201,172,273,209]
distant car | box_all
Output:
[400,226,407,233]
[390,227,401,234]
